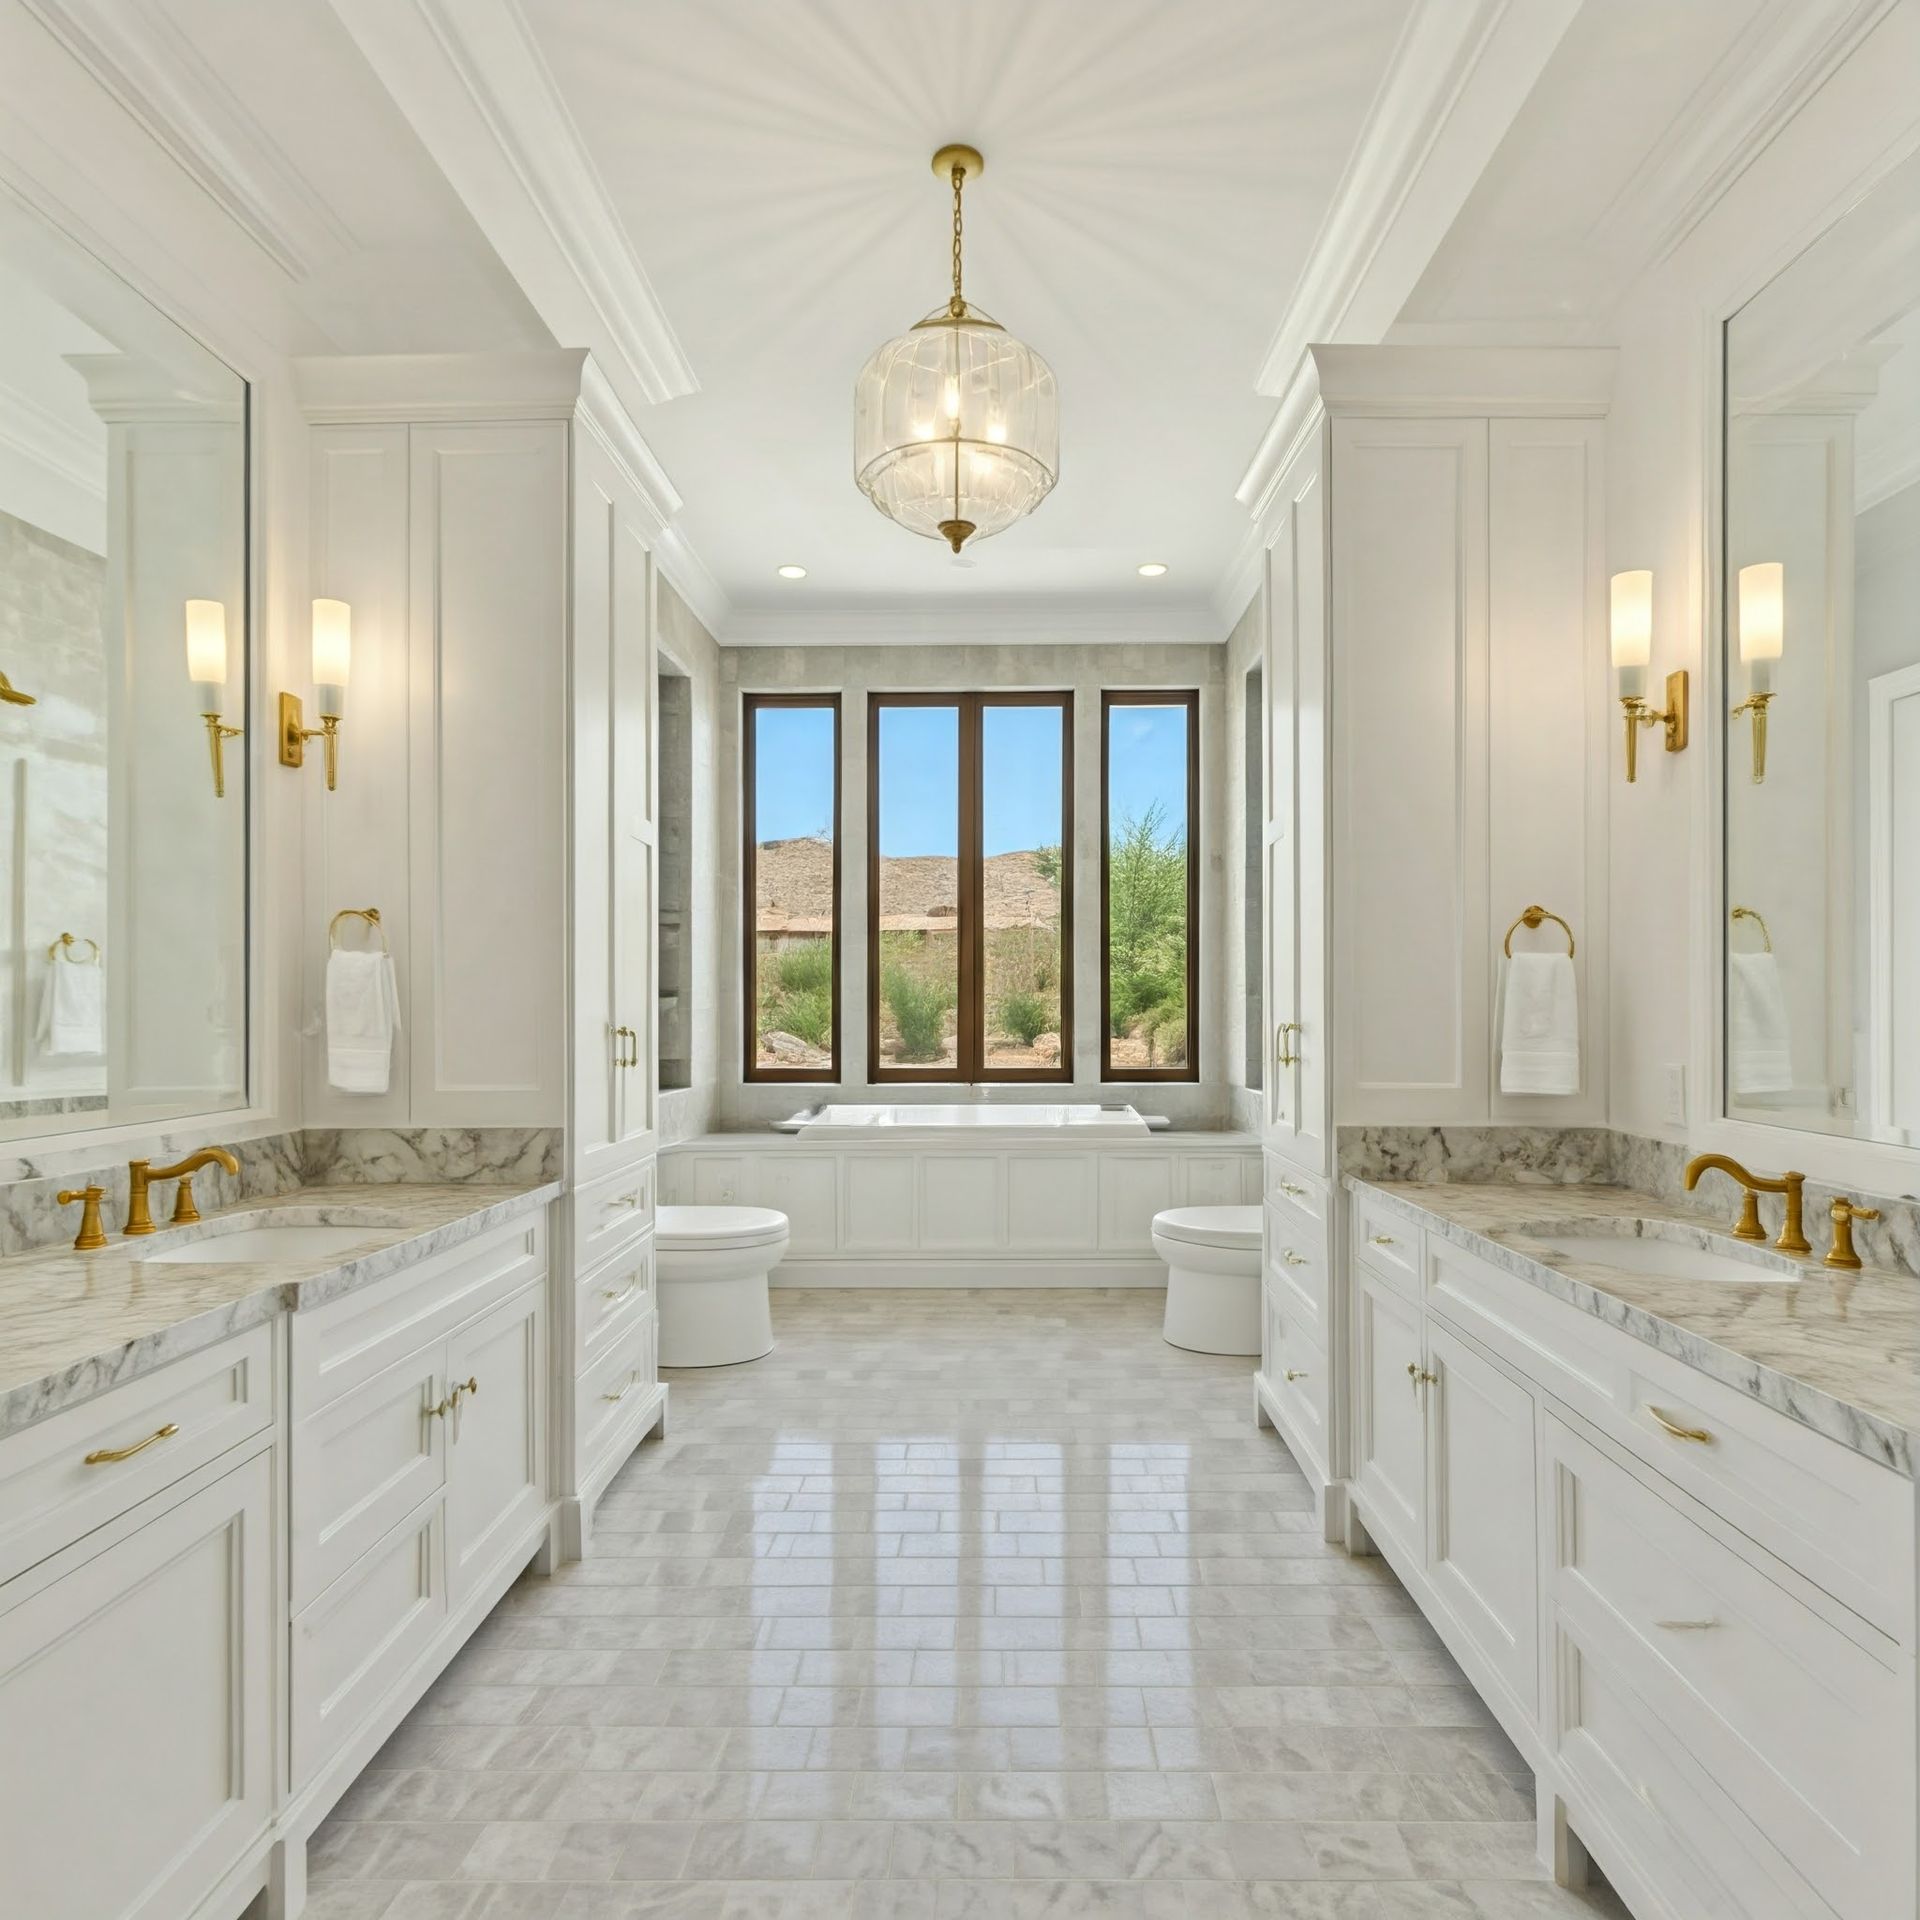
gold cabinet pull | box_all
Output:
[1275,1021,1300,1068]
[602,1277,640,1306]
[1369,1233,1397,1248]
[1415,1368,1437,1386]
[608,1190,644,1210]
[602,1370,640,1404]
[1282,1249,1309,1267]
[1284,1368,1308,1383]
[612,1024,638,1068]
[1278,1181,1306,1199]
[85,1422,179,1465]
[452,1376,478,1402]
[1646,1405,1712,1444]
[1654,1618,1720,1632]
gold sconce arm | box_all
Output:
[202,711,243,798]
[1620,671,1690,783]
[0,668,37,706]
[279,693,343,791]
[1730,689,1773,783]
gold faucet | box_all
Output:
[1682,1153,1811,1255]
[125,1146,241,1235]
[57,1185,108,1250]
[1825,1197,1881,1271]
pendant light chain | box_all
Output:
[949,162,966,317]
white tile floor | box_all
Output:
[309,1288,1630,1918]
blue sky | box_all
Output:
[753,700,1190,855]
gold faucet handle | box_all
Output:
[1824,1197,1881,1271]
[57,1186,108,1251]
[170,1175,202,1226]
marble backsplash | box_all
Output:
[1339,1125,1920,1279]
[0,1126,561,1258]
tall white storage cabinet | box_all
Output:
[1251,348,1611,1530]
[297,354,669,1560]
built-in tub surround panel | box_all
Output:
[662,1130,1261,1284]
[715,642,1230,1129]
[0,1126,560,1258]
[1339,1123,1920,1277]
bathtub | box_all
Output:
[790,1101,1151,1138]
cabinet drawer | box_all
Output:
[1262,1289,1329,1483]
[0,1324,274,1586]
[1351,1189,1418,1291]
[293,1216,545,1420]
[0,1451,274,1920]
[1549,1414,1908,1920]
[291,1341,445,1611]
[577,1308,659,1481]
[1429,1235,1912,1640]
[1554,1624,1797,1920]
[291,1495,446,1791]
[577,1235,654,1363]
[1263,1204,1326,1340]
[574,1156,655,1272]
[1264,1155,1328,1230]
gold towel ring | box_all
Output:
[1730,905,1773,954]
[47,931,101,964]
[1503,904,1575,959]
[328,906,388,952]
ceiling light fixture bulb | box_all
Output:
[776,564,808,580]
[1137,562,1169,578]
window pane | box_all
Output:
[750,702,836,1074]
[875,704,960,1072]
[1106,699,1192,1072]
[982,703,1066,1072]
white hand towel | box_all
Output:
[326,948,401,1094]
[1729,950,1792,1096]
[38,957,105,1056]
[1497,952,1579,1096]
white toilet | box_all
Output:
[1151,1205,1262,1355]
[654,1204,790,1368]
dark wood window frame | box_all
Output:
[1100,687,1200,1082]
[742,692,842,1083]
[867,691,1074,1084]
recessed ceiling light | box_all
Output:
[776,564,808,580]
[1137,562,1169,578]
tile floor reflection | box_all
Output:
[310,1288,1630,1918]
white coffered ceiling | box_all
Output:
[509,0,1416,623]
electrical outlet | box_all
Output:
[1663,1064,1687,1127]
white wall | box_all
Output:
[1604,0,1920,1146]
[715,641,1233,1129]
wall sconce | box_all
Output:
[280,597,351,791]
[1732,561,1782,784]
[185,598,242,798]
[1609,569,1688,783]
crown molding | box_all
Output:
[292,349,591,422]
[0,380,101,500]
[1309,345,1617,417]
[1249,0,1581,407]
[19,0,351,282]
[1599,0,1900,282]
[328,0,695,409]
[718,597,1229,651]
[653,525,731,644]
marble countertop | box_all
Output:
[1350,1178,1919,1476]
[0,1181,561,1439]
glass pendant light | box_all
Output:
[854,145,1059,552]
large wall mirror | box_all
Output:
[1722,150,1920,1147]
[0,198,249,1140]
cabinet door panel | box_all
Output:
[408,421,566,1125]
[611,517,656,1148]
[1425,1319,1537,1717]
[1333,417,1489,1122]
[1354,1267,1425,1561]
[0,1453,272,1920]
[447,1282,547,1606]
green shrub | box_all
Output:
[771,939,832,996]
[1106,801,1189,1061]
[771,983,832,1050]
[883,964,951,1062]
[997,990,1051,1047]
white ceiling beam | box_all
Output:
[326,0,697,409]
[1235,0,1581,522]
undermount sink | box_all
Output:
[139,1224,386,1264]
[1528,1232,1799,1285]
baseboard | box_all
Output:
[772,1260,1167,1289]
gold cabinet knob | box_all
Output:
[1284,1368,1308,1383]
[1369,1233,1396,1247]
[1282,1250,1309,1267]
